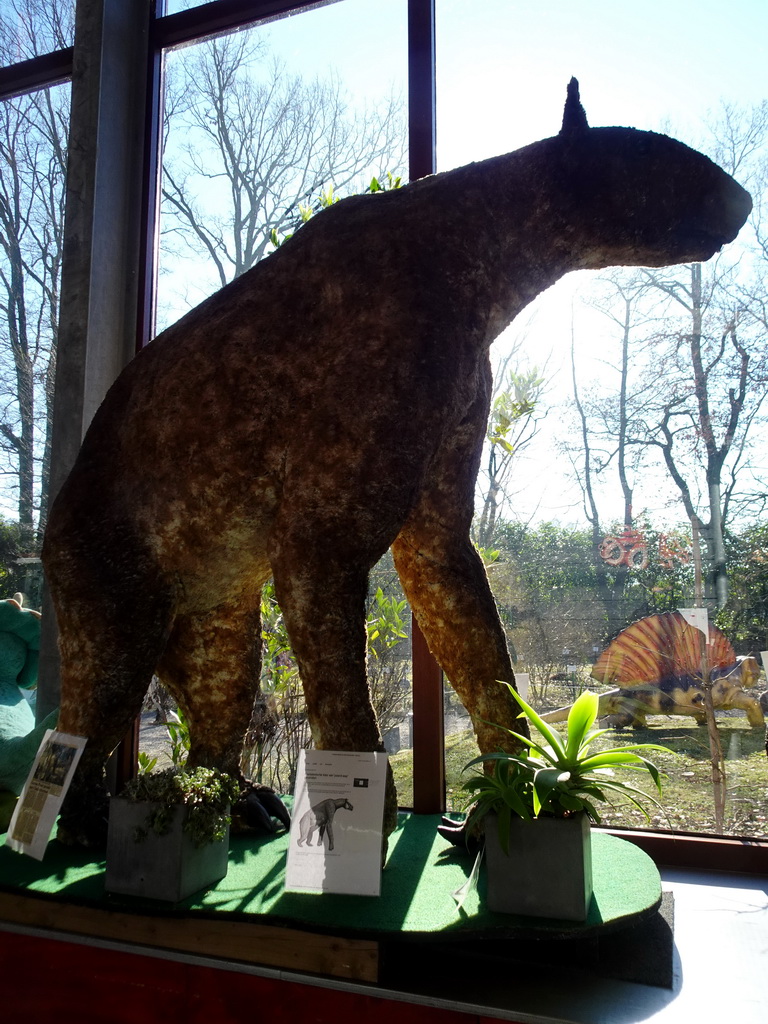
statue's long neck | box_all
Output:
[408,141,576,343]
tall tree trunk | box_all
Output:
[570,331,630,642]
[688,264,733,608]
[15,349,35,551]
[0,206,36,549]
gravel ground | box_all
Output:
[137,711,175,768]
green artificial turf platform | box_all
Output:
[1,813,660,941]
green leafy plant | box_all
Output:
[166,707,191,766]
[269,171,403,249]
[462,685,669,853]
[119,766,241,848]
[136,751,158,775]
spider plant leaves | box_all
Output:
[503,682,567,759]
[460,683,671,838]
[531,766,571,815]
[564,689,600,761]
[577,749,665,793]
[556,791,586,812]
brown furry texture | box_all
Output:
[43,84,752,845]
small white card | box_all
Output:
[679,606,709,637]
[5,730,86,860]
[515,672,530,699]
[285,750,387,896]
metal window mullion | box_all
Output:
[407,0,444,815]
[37,0,155,722]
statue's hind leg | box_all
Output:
[155,598,263,780]
[53,587,176,847]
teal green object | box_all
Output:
[0,597,57,801]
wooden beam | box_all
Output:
[410,616,445,814]
[408,0,436,181]
[38,0,155,722]
[0,890,379,982]
[600,827,768,874]
[407,0,442,816]
[154,0,342,50]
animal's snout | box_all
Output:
[704,165,753,247]
[720,179,753,244]
[695,170,753,251]
[681,174,752,263]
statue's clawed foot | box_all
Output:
[437,814,481,857]
[56,786,110,849]
[233,782,291,835]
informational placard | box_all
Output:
[285,749,387,896]
[5,730,86,860]
[515,672,530,699]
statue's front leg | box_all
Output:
[393,521,525,757]
[393,508,527,853]
[269,514,399,840]
[391,401,528,758]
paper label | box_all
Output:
[5,730,86,860]
[285,749,387,896]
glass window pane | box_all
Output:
[164,0,212,13]
[156,0,406,329]
[0,0,74,62]
[438,0,768,837]
[0,80,69,608]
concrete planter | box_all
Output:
[105,797,230,902]
[484,812,593,921]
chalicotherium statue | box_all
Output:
[43,80,752,846]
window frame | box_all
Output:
[2,0,765,872]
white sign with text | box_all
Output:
[5,730,86,860]
[285,749,387,896]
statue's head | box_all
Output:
[551,78,752,269]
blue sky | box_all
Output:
[436,0,768,164]
[250,0,768,164]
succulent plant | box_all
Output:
[462,685,669,853]
[119,766,241,847]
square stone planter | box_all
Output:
[484,812,593,921]
[105,797,230,902]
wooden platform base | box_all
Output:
[0,889,378,982]
[0,823,667,989]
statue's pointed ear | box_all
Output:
[561,77,589,134]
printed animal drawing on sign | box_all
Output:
[42,79,752,848]
[297,797,354,852]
